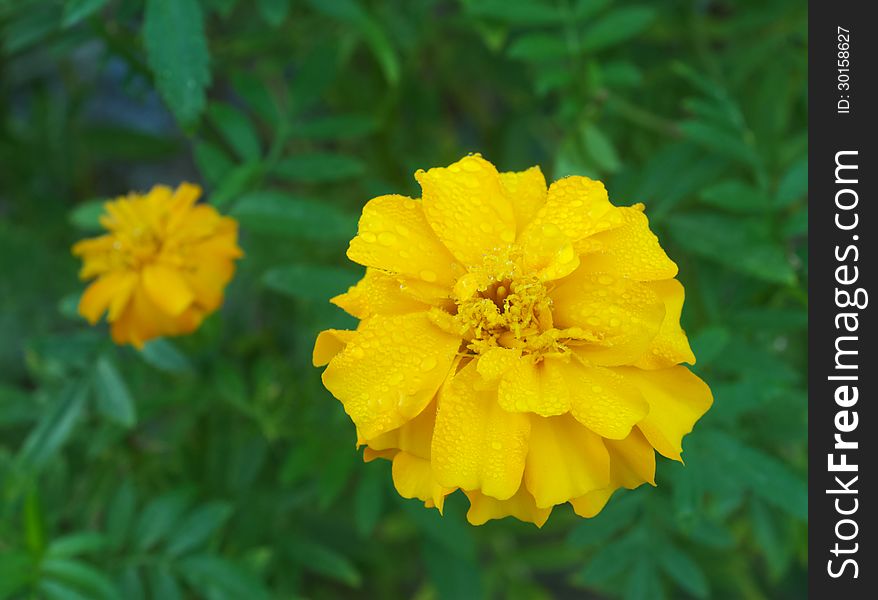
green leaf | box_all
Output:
[295,115,377,140]
[703,431,807,519]
[177,555,269,600]
[41,558,120,600]
[93,355,136,427]
[354,466,384,537]
[0,551,32,599]
[257,0,289,26]
[750,500,792,579]
[207,102,261,161]
[576,533,640,585]
[422,539,482,600]
[699,180,773,214]
[17,382,89,472]
[582,123,621,173]
[466,0,564,25]
[139,339,193,374]
[210,162,262,208]
[776,157,807,206]
[581,6,657,53]
[164,502,233,557]
[134,492,191,551]
[667,213,796,284]
[273,153,365,183]
[263,264,361,302]
[658,546,708,598]
[62,0,108,28]
[143,0,211,125]
[230,190,355,241]
[38,580,92,600]
[48,533,108,558]
[106,482,137,549]
[193,141,234,187]
[624,558,664,600]
[147,566,182,600]
[507,33,568,61]
[285,540,362,587]
[680,121,759,166]
[689,326,729,367]
[69,200,105,232]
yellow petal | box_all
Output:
[347,194,461,287]
[431,361,531,500]
[570,428,656,518]
[392,452,454,512]
[499,165,547,233]
[524,415,610,508]
[475,347,521,383]
[552,269,665,366]
[605,427,656,488]
[416,155,517,266]
[142,263,195,316]
[363,447,397,462]
[519,222,581,282]
[497,355,571,417]
[614,366,713,461]
[364,398,438,456]
[465,485,552,527]
[561,361,649,440]
[312,329,356,367]
[78,271,138,324]
[578,205,678,281]
[570,488,615,518]
[320,313,461,439]
[331,269,430,319]
[633,279,696,369]
[522,175,623,248]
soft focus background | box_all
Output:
[0,0,807,598]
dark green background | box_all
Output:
[0,0,807,598]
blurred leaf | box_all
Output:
[0,551,32,599]
[41,558,119,600]
[285,540,362,587]
[689,327,729,367]
[147,566,182,600]
[295,115,377,140]
[165,502,233,557]
[207,102,262,161]
[62,0,108,28]
[139,339,193,374]
[93,355,136,427]
[667,213,795,284]
[273,153,365,183]
[231,190,356,240]
[47,533,108,558]
[193,141,234,187]
[699,180,773,214]
[776,157,807,206]
[177,555,269,600]
[106,482,136,549]
[143,0,211,125]
[117,567,145,600]
[210,162,262,208]
[658,546,708,598]
[17,382,88,472]
[263,264,361,302]
[580,6,657,53]
[134,491,191,551]
[750,500,792,579]
[38,580,93,600]
[624,558,663,600]
[582,123,620,173]
[422,539,483,600]
[507,33,568,61]
[466,0,563,25]
[68,201,105,232]
[257,0,289,27]
[354,466,384,537]
[680,121,758,166]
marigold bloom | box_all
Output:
[313,155,712,526]
[72,183,242,347]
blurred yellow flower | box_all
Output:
[313,155,712,526]
[72,183,242,348]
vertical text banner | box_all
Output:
[809,0,875,595]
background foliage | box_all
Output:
[0,0,807,598]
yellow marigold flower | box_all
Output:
[313,155,712,526]
[72,183,242,348]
